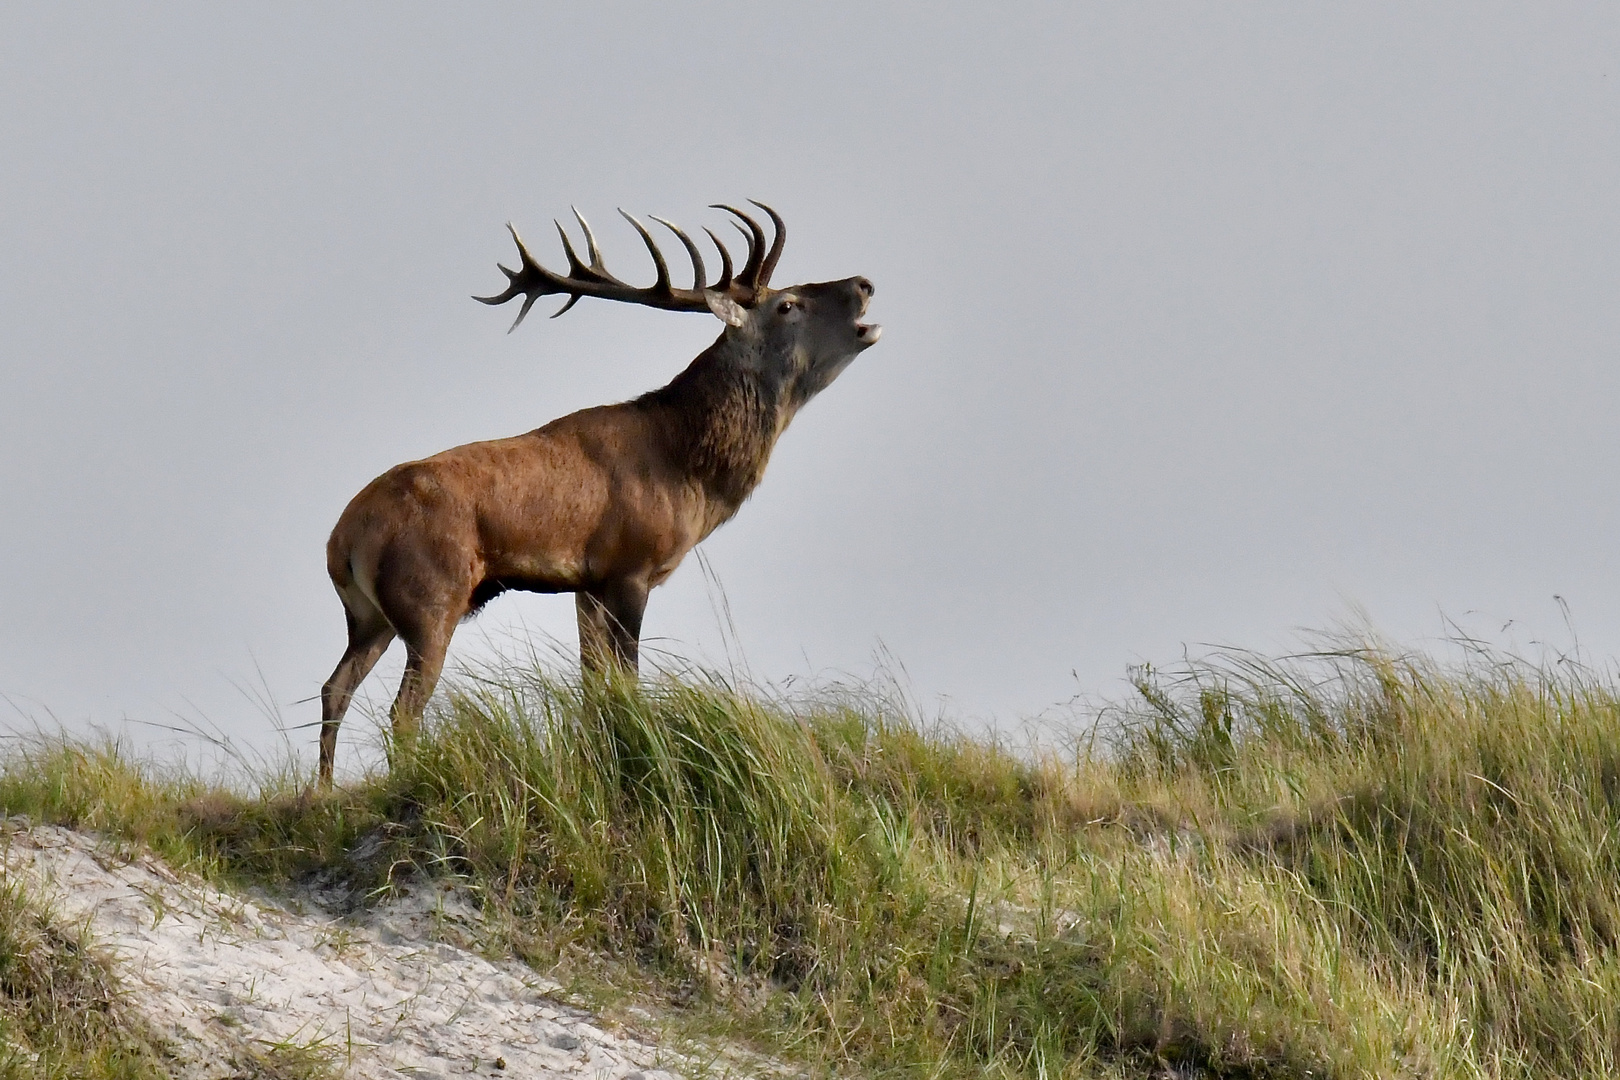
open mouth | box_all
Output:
[854,280,879,343]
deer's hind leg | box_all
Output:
[379,595,462,762]
[320,591,396,788]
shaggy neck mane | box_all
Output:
[637,339,785,507]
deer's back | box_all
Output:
[328,403,711,599]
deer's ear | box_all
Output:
[704,291,749,328]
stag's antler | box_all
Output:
[474,201,786,332]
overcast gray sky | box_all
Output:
[4,4,1620,761]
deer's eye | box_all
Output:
[777,299,797,315]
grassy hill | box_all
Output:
[5,636,1620,1078]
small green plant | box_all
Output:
[242,1031,342,1080]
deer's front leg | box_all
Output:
[576,578,650,676]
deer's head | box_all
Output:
[705,274,879,411]
[476,201,880,411]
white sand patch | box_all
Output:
[0,824,705,1080]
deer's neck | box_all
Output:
[640,343,788,510]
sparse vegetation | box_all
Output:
[6,637,1620,1077]
[0,875,170,1079]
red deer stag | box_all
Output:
[317,201,879,785]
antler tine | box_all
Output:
[712,204,768,293]
[618,210,672,295]
[572,207,606,270]
[554,219,592,278]
[510,291,543,333]
[473,267,523,307]
[650,215,707,292]
[727,222,754,270]
[703,227,734,291]
[472,223,539,307]
[749,200,786,288]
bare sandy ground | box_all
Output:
[0,823,713,1080]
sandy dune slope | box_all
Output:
[1,824,700,1080]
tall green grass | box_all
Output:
[5,639,1620,1077]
